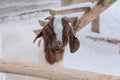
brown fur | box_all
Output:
[33,17,80,64]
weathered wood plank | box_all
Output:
[61,0,96,6]
[74,0,116,33]
[0,59,120,80]
[91,16,100,33]
[56,7,90,15]
[40,7,89,16]
[103,0,114,5]
[86,36,120,44]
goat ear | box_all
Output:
[69,30,80,53]
[33,30,42,43]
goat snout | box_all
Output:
[55,41,62,50]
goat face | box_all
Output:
[33,16,80,64]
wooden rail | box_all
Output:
[74,0,116,33]
[0,59,120,80]
[41,6,90,16]
[1,0,118,80]
[56,7,90,15]
[60,0,100,33]
[36,0,116,34]
[86,36,120,44]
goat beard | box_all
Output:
[45,48,64,65]
[55,49,64,62]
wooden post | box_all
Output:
[0,59,120,80]
[74,0,116,33]
[91,16,100,33]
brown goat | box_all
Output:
[33,16,80,64]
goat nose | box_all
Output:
[55,41,62,49]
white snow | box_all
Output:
[51,2,92,10]
[0,0,120,79]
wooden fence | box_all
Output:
[0,59,120,80]
[38,0,116,33]
[0,0,119,80]
[61,0,116,33]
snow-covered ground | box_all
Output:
[0,0,120,79]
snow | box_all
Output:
[51,2,92,10]
[0,0,120,79]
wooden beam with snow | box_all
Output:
[74,0,116,33]
[86,36,120,44]
[56,7,90,15]
[41,7,90,16]
[91,16,100,33]
[0,59,120,80]
[61,0,96,6]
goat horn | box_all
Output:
[45,16,54,20]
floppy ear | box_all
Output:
[33,30,42,43]
[69,29,80,53]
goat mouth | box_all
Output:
[50,46,64,52]
[54,48,62,52]
[55,47,61,51]
[55,49,61,51]
[55,46,65,51]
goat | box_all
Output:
[2,16,80,80]
[33,16,80,65]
